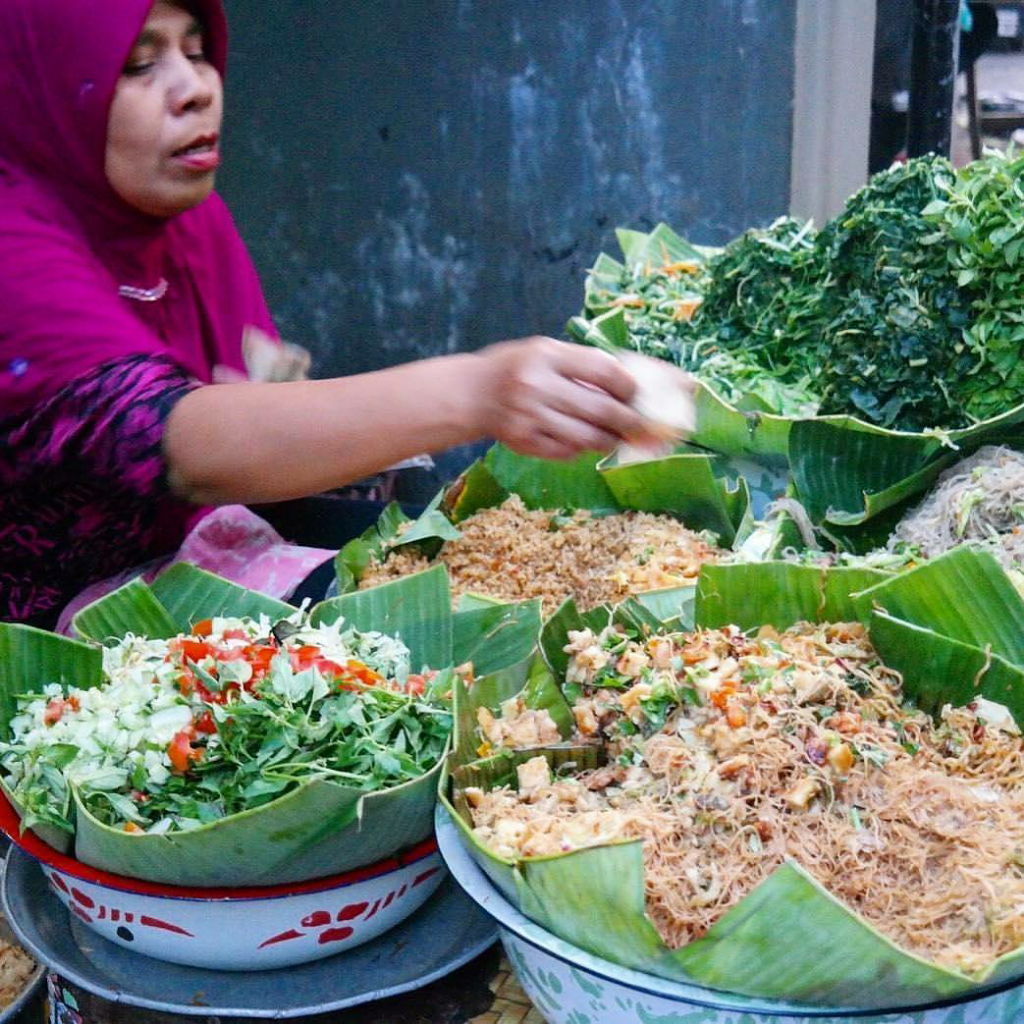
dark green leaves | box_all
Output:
[573,153,1024,435]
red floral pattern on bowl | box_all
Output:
[0,790,444,970]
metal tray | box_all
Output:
[2,846,495,1019]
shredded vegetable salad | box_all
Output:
[0,613,453,836]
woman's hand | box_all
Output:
[469,336,653,460]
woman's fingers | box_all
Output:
[548,340,638,404]
[477,335,663,459]
[537,372,650,441]
[531,405,621,453]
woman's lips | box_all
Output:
[172,147,221,171]
[170,135,221,171]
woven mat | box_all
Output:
[466,956,545,1024]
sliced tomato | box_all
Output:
[221,628,247,641]
[194,710,217,734]
[214,644,246,662]
[191,618,213,637]
[43,698,65,726]
[245,644,278,679]
[313,656,347,679]
[167,730,202,773]
[346,660,382,686]
[289,645,322,672]
[405,674,426,697]
[178,639,211,664]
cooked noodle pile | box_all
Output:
[468,622,1024,973]
[894,445,1024,570]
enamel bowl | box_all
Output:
[0,793,444,971]
[436,806,1024,1024]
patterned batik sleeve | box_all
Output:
[0,354,202,626]
[3,354,199,492]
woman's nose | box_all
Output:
[169,55,216,115]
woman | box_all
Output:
[0,0,652,628]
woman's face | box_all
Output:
[105,1,223,218]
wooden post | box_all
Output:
[907,0,961,156]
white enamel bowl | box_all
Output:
[0,792,444,971]
[436,806,1024,1024]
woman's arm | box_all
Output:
[164,337,650,506]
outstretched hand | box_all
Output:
[471,336,657,459]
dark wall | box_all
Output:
[218,0,796,379]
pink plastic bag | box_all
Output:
[57,505,334,635]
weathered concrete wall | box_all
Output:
[219,0,796,378]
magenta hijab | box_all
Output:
[0,0,274,418]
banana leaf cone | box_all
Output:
[0,563,538,887]
[439,558,1024,1008]
[570,222,1024,536]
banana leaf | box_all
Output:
[696,562,893,632]
[867,609,1024,727]
[72,563,295,643]
[0,566,485,885]
[616,222,708,269]
[441,745,604,904]
[150,563,296,625]
[312,565,454,670]
[442,721,1024,1008]
[852,546,1024,665]
[491,440,752,542]
[482,444,619,512]
[0,625,101,854]
[787,417,957,525]
[442,458,509,523]
[451,599,542,677]
[632,585,695,629]
[456,593,503,612]
[315,566,539,679]
[850,546,1024,728]
[75,760,445,887]
[597,446,749,546]
[334,495,461,594]
[538,595,669,690]
[539,598,619,679]
[71,578,180,644]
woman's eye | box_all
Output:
[186,51,209,64]
[123,62,155,77]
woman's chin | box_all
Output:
[113,177,218,219]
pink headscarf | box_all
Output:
[0,0,275,418]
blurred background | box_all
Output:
[217,0,1022,503]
